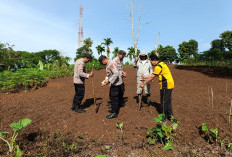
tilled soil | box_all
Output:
[0,65,232,156]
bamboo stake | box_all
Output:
[229,99,232,123]
[226,81,228,93]
[211,87,213,109]
[208,85,211,107]
[91,64,97,112]
[139,80,145,111]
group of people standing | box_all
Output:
[71,50,175,121]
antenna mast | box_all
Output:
[78,5,84,48]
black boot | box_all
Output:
[75,108,86,113]
[73,106,86,113]
[108,110,114,113]
[106,112,118,119]
[71,104,77,110]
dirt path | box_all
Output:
[1,65,232,156]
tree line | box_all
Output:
[1,30,231,73]
[0,44,71,72]
[77,30,232,68]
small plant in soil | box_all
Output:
[146,114,179,151]
[105,145,111,150]
[95,155,106,157]
[221,139,232,150]
[62,142,79,153]
[0,118,32,156]
[200,123,218,143]
[116,122,125,144]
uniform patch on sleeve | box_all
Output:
[110,64,114,69]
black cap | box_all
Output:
[119,50,126,56]
[150,55,159,61]
[98,55,107,64]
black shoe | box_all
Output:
[106,113,118,119]
[74,108,86,113]
[71,104,76,110]
[108,110,114,113]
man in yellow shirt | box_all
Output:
[140,55,174,121]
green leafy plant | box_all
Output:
[105,145,111,150]
[147,114,179,151]
[201,123,218,143]
[0,118,32,155]
[96,155,106,157]
[116,122,125,144]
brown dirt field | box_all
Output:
[1,65,232,156]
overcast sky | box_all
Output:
[0,0,231,63]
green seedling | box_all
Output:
[105,145,111,150]
[116,122,125,144]
[220,139,232,150]
[116,122,124,134]
[147,114,178,151]
[154,113,165,123]
[201,123,218,143]
[96,155,106,157]
[0,118,32,155]
[170,116,179,130]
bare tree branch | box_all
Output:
[154,32,160,57]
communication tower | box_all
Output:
[78,5,83,48]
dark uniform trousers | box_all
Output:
[110,84,124,113]
[160,88,173,118]
[73,83,85,109]
[120,83,125,104]
[109,83,125,106]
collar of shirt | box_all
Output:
[139,59,148,64]
[81,58,84,63]
[107,59,112,67]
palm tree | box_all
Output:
[112,47,120,59]
[84,38,93,54]
[127,47,135,61]
[96,44,105,57]
[102,38,113,57]
[127,47,141,61]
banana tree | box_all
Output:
[102,38,113,57]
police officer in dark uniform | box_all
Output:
[71,53,94,113]
[99,55,123,119]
